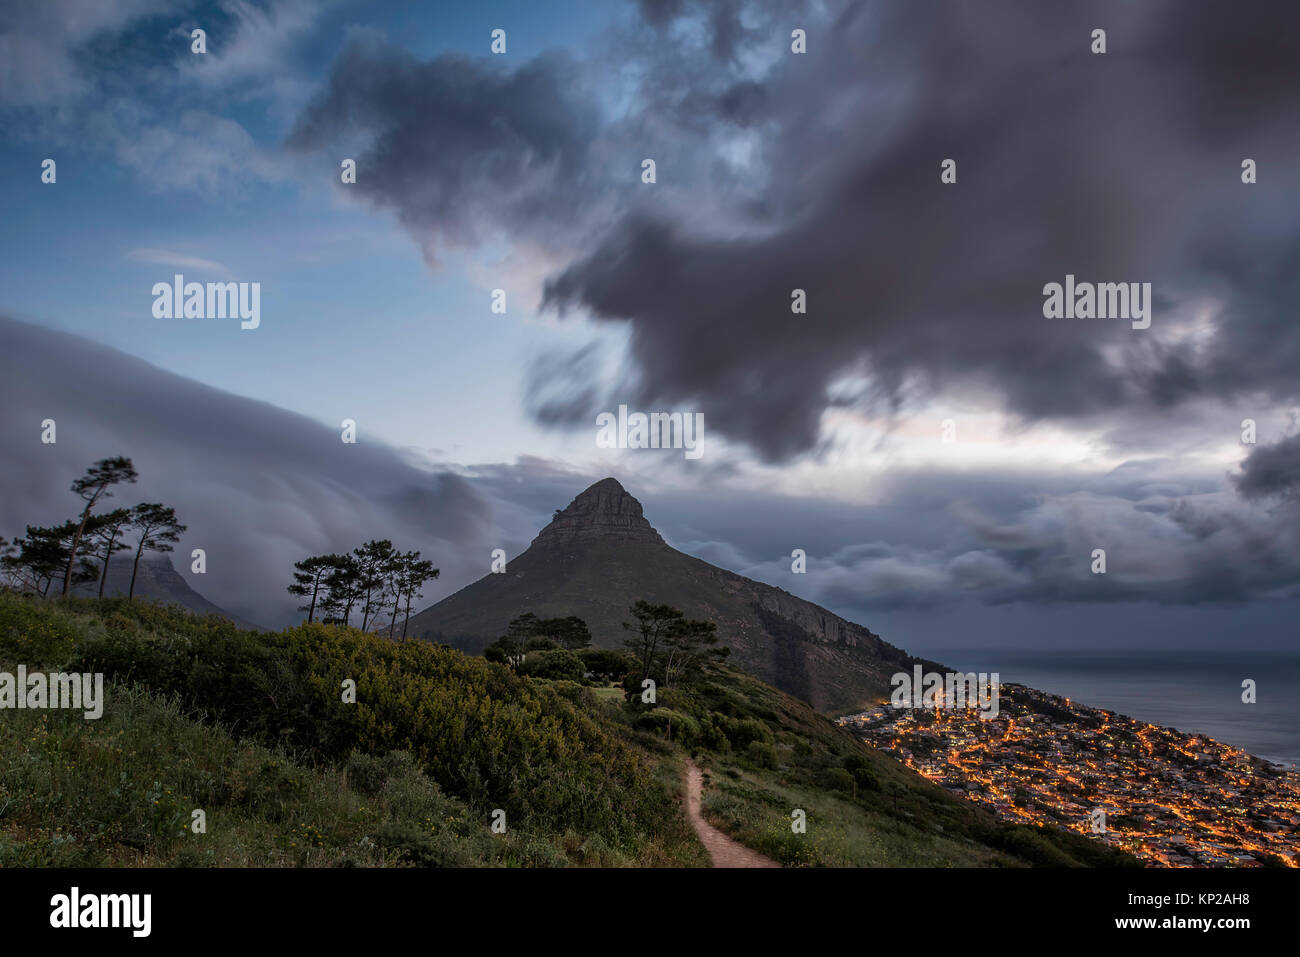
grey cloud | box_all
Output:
[6,320,1291,632]
[0,315,504,628]
[523,344,606,428]
[231,0,1300,463]
[1,1,311,195]
[537,0,1300,461]
[287,33,614,266]
[1234,433,1300,502]
[0,0,168,108]
[634,459,1300,612]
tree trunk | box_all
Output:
[97,528,119,598]
[129,541,145,599]
[62,507,92,597]
[97,549,110,598]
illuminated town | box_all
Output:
[841,683,1300,867]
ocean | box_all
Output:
[914,648,1300,769]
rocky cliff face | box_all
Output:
[533,478,665,547]
[404,477,920,712]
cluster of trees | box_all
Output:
[0,457,185,600]
[483,600,727,692]
[287,542,438,638]
[622,600,728,689]
[484,613,616,681]
[485,612,592,661]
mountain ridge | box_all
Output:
[74,553,261,630]
[406,477,921,712]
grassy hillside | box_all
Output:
[0,592,700,867]
[610,664,1141,867]
[0,592,1139,868]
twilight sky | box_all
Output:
[3,0,1300,651]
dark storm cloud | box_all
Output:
[286,31,613,266]
[1235,433,1300,501]
[286,0,1300,462]
[634,0,684,28]
[532,0,1300,461]
[0,315,506,628]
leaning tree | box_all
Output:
[62,457,137,597]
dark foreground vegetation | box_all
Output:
[0,591,1140,867]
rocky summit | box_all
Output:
[405,477,920,713]
[534,477,665,547]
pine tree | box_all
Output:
[537,615,592,650]
[321,553,362,626]
[127,503,186,599]
[400,556,438,640]
[62,457,137,596]
[353,539,395,631]
[498,612,540,666]
[622,601,682,681]
[287,554,336,623]
[7,522,95,596]
[661,616,726,687]
[90,508,133,598]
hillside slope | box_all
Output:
[0,592,1136,868]
[407,478,919,712]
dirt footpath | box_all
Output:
[685,760,780,868]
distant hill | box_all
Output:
[405,477,923,713]
[74,554,260,630]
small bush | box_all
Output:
[0,597,82,665]
[721,716,773,750]
[818,767,855,793]
[576,648,634,680]
[518,648,584,681]
[634,708,699,746]
[745,740,779,770]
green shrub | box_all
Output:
[745,740,779,770]
[545,680,597,710]
[819,767,855,793]
[345,751,405,797]
[576,648,634,680]
[0,596,82,665]
[64,617,668,848]
[634,708,699,746]
[374,821,482,868]
[699,717,731,752]
[721,716,773,750]
[518,648,584,681]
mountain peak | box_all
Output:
[534,477,664,546]
[582,476,628,497]
[409,474,913,711]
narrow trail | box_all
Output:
[685,760,780,868]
